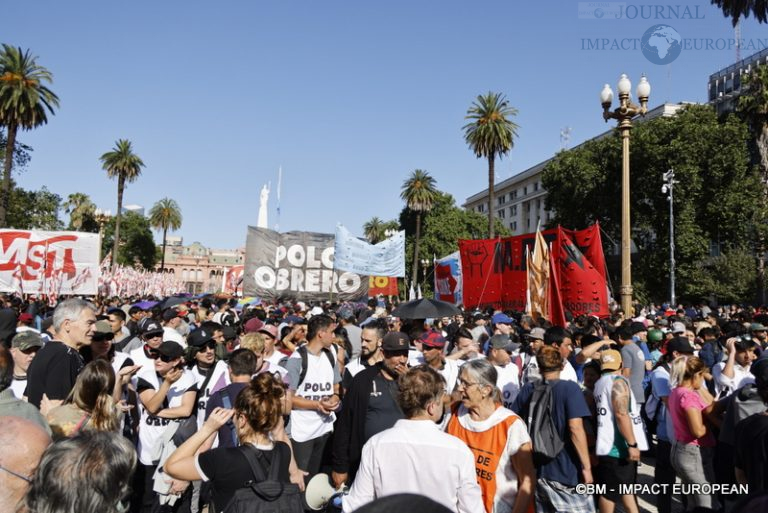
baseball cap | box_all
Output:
[188,328,214,347]
[157,341,185,360]
[18,313,33,324]
[527,327,546,341]
[491,313,514,325]
[93,320,115,340]
[671,321,687,334]
[162,309,184,322]
[751,323,767,332]
[667,336,695,354]
[141,320,164,337]
[420,330,446,348]
[243,317,264,333]
[258,324,278,339]
[11,331,43,351]
[630,321,647,334]
[382,332,409,352]
[489,334,514,352]
[600,349,622,371]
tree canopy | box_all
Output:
[542,104,760,304]
[399,191,510,295]
[100,211,157,269]
[463,91,519,238]
[0,45,59,228]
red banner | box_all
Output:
[368,276,398,297]
[224,265,244,294]
[459,224,609,323]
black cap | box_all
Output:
[158,341,184,360]
[187,328,214,348]
[667,336,695,355]
[141,320,164,337]
[631,321,647,334]
[382,332,409,352]
[162,309,183,322]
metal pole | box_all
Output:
[669,174,676,307]
[620,119,633,316]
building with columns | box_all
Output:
[156,236,244,294]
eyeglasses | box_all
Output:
[457,379,481,389]
[0,463,31,483]
[146,348,177,363]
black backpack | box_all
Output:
[212,444,303,513]
[279,345,336,385]
[527,380,565,465]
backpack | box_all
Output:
[212,444,303,513]
[296,345,336,385]
[642,362,669,436]
[527,380,565,465]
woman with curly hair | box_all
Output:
[164,372,303,512]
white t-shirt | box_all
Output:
[190,360,231,429]
[136,367,197,465]
[495,363,521,410]
[286,348,341,443]
[448,405,531,512]
[163,326,186,347]
[560,359,578,383]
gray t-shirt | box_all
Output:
[621,342,646,403]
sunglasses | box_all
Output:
[146,348,177,363]
[197,341,217,352]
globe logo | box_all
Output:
[641,24,682,65]
[594,8,604,18]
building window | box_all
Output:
[497,195,506,205]
[498,209,506,219]
[511,221,517,231]
[511,205,517,216]
[523,186,527,195]
[477,204,485,213]
[534,182,539,191]
[511,190,517,199]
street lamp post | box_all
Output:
[601,73,651,316]
[420,258,431,298]
[662,169,677,307]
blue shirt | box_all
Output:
[511,379,590,486]
[649,366,671,442]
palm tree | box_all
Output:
[401,169,438,289]
[363,217,385,243]
[0,45,59,227]
[100,139,145,266]
[62,192,95,230]
[149,197,182,271]
[463,92,519,238]
[712,0,768,25]
[738,65,768,303]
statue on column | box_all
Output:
[257,184,269,228]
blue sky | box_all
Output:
[3,1,764,248]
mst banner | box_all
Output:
[459,223,609,321]
[0,230,100,295]
[243,227,368,302]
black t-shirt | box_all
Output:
[363,373,403,443]
[198,442,292,510]
[735,412,768,493]
[25,341,85,408]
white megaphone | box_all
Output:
[305,473,347,511]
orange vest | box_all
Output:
[446,406,529,513]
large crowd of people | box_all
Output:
[1,295,768,513]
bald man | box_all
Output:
[0,416,52,513]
